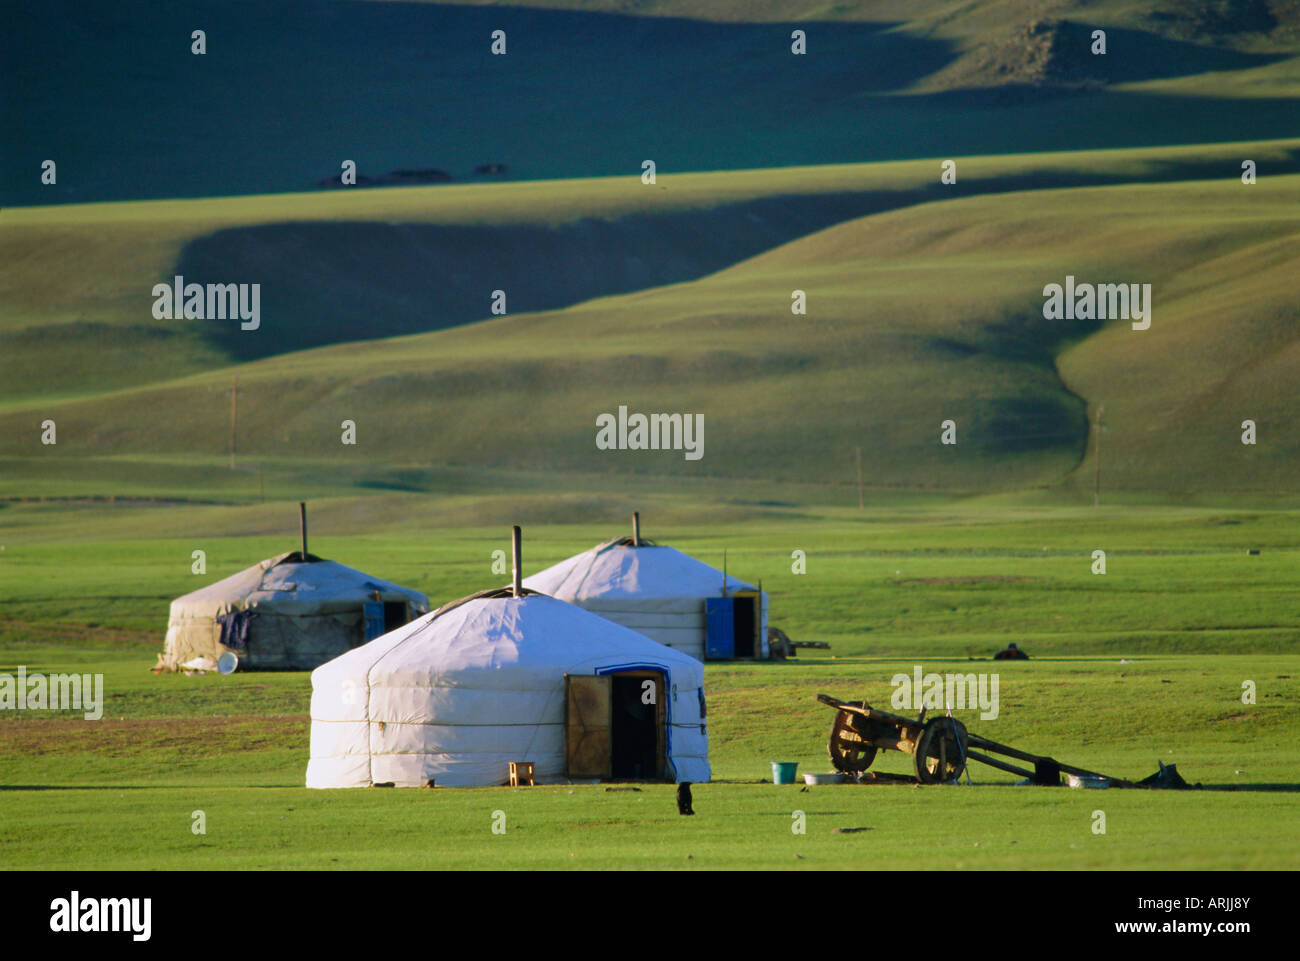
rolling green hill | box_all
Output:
[4,145,1298,502]
[5,0,1299,505]
[5,139,1298,402]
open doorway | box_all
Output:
[705,592,761,659]
[732,593,758,657]
[611,673,662,779]
[383,601,408,632]
[565,671,667,780]
[362,598,411,645]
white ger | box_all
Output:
[523,513,769,661]
[160,503,428,672]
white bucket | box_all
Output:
[803,772,847,785]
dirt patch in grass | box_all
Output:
[0,714,308,757]
[892,576,1041,586]
[0,617,156,647]
[0,495,231,506]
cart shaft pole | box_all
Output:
[964,750,1035,779]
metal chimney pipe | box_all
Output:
[632,511,641,546]
[299,502,308,558]
[511,525,522,597]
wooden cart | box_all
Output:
[818,693,1135,787]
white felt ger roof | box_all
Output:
[523,542,755,605]
[169,552,430,619]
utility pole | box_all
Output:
[229,376,239,470]
[1094,405,1104,507]
[855,446,864,510]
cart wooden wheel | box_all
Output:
[828,703,878,773]
[914,716,968,784]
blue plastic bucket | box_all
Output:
[771,761,798,784]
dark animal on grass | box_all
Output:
[676,782,694,816]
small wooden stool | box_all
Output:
[508,761,535,787]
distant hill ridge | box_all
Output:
[6,0,1300,206]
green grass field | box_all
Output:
[2,507,1297,869]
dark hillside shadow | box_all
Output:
[1,1,942,206]
[177,144,1300,362]
[1067,21,1287,83]
[6,2,1296,206]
